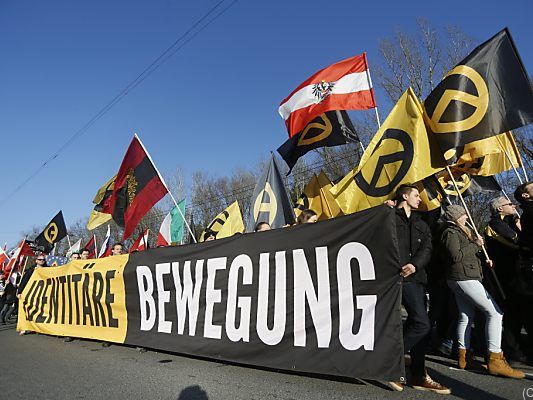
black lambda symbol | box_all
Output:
[355,129,414,197]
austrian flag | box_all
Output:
[279,53,376,137]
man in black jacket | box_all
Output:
[515,181,533,253]
[510,181,533,363]
[390,184,450,394]
[485,196,524,362]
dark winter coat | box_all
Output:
[485,214,520,291]
[395,208,432,285]
[519,202,533,254]
[440,223,484,281]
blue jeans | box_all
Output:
[447,279,503,353]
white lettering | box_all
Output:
[337,242,376,350]
[256,252,286,345]
[136,266,156,331]
[226,254,253,342]
[204,257,227,339]
[172,260,204,336]
[293,247,331,348]
[156,263,172,333]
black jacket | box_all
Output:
[485,214,520,290]
[519,202,533,255]
[395,208,432,285]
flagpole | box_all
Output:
[67,235,72,249]
[495,135,524,184]
[500,187,522,218]
[134,133,197,243]
[445,166,506,301]
[363,53,381,129]
[445,166,489,260]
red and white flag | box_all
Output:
[98,225,112,258]
[3,240,34,279]
[157,212,172,247]
[279,53,376,138]
[130,229,150,253]
[0,246,8,266]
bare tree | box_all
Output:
[375,19,474,104]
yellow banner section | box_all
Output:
[17,255,129,343]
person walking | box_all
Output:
[389,184,450,394]
[441,205,524,378]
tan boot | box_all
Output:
[457,348,484,371]
[487,351,525,379]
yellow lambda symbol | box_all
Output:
[253,182,278,225]
[441,173,471,196]
[44,222,59,244]
[425,65,489,134]
[297,114,332,146]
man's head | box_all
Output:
[296,209,318,224]
[111,243,123,256]
[395,184,421,210]
[80,248,90,260]
[36,255,47,266]
[70,252,81,260]
[514,181,533,205]
[254,222,271,232]
[489,196,517,216]
[204,230,216,242]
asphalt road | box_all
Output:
[1,321,532,400]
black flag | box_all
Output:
[423,28,533,164]
[246,153,296,231]
[277,110,358,172]
[34,211,67,253]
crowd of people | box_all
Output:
[388,180,532,394]
[2,180,532,395]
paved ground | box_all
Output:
[1,321,532,400]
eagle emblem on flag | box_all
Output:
[126,168,138,205]
[312,80,335,102]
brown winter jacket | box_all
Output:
[440,222,484,281]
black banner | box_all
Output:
[124,205,403,380]
[277,110,358,172]
[423,28,533,164]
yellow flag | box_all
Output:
[451,131,522,176]
[415,177,443,212]
[295,171,343,220]
[330,88,442,213]
[199,201,244,242]
[87,175,116,230]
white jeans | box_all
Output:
[447,279,503,353]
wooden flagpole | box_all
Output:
[446,166,506,301]
[495,135,524,184]
[134,133,197,243]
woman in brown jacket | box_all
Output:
[441,205,524,379]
